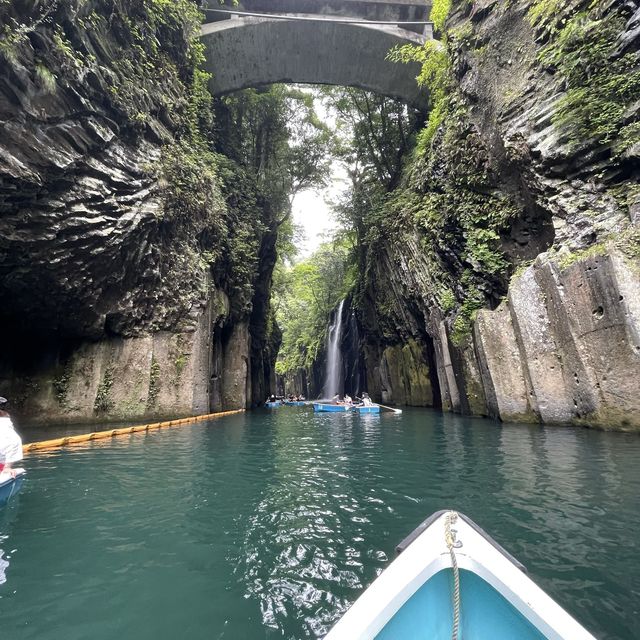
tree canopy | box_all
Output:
[214,85,334,227]
[273,87,421,378]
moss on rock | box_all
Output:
[94,365,115,413]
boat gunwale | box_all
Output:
[0,469,26,489]
[0,469,26,505]
[313,403,351,412]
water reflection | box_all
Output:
[240,411,378,636]
[0,549,8,585]
[0,409,638,640]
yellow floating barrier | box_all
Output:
[22,409,244,454]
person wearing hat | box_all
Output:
[0,397,23,478]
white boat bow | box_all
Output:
[325,510,596,640]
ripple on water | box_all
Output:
[1,410,639,640]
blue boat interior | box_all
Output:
[375,569,547,640]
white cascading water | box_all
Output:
[323,299,345,399]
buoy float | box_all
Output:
[22,409,244,454]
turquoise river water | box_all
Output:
[1,408,639,639]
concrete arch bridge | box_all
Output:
[200,0,434,107]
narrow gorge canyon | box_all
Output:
[1,0,639,430]
[0,0,280,423]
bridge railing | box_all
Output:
[201,7,434,38]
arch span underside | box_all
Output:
[200,18,428,108]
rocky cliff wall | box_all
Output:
[0,0,207,340]
[0,0,274,424]
[475,242,640,429]
[0,292,213,425]
[278,358,324,399]
[364,339,436,406]
[357,0,640,430]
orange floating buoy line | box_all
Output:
[22,409,245,455]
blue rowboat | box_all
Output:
[0,469,26,507]
[313,403,351,412]
[265,401,281,408]
[283,401,307,406]
[353,405,380,414]
[326,510,596,640]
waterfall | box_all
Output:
[323,299,346,399]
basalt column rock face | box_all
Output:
[356,233,443,409]
[476,247,640,430]
[358,0,640,429]
[364,339,436,407]
[0,1,269,423]
[248,228,281,407]
[338,296,367,398]
[0,1,205,340]
[0,294,214,424]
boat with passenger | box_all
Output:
[313,402,352,412]
[265,394,282,408]
[353,392,380,413]
[0,397,25,506]
[313,403,381,413]
[325,510,596,640]
[315,392,381,414]
[283,394,307,406]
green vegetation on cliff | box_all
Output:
[0,0,210,135]
[347,0,638,349]
[357,0,518,345]
[532,1,640,153]
[0,0,335,411]
[387,33,451,151]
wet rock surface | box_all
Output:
[0,1,201,340]
[476,249,640,429]
[358,0,640,429]
[0,1,273,423]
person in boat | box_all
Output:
[0,397,23,478]
[332,394,341,404]
[268,394,276,403]
[344,394,353,406]
[362,393,373,407]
